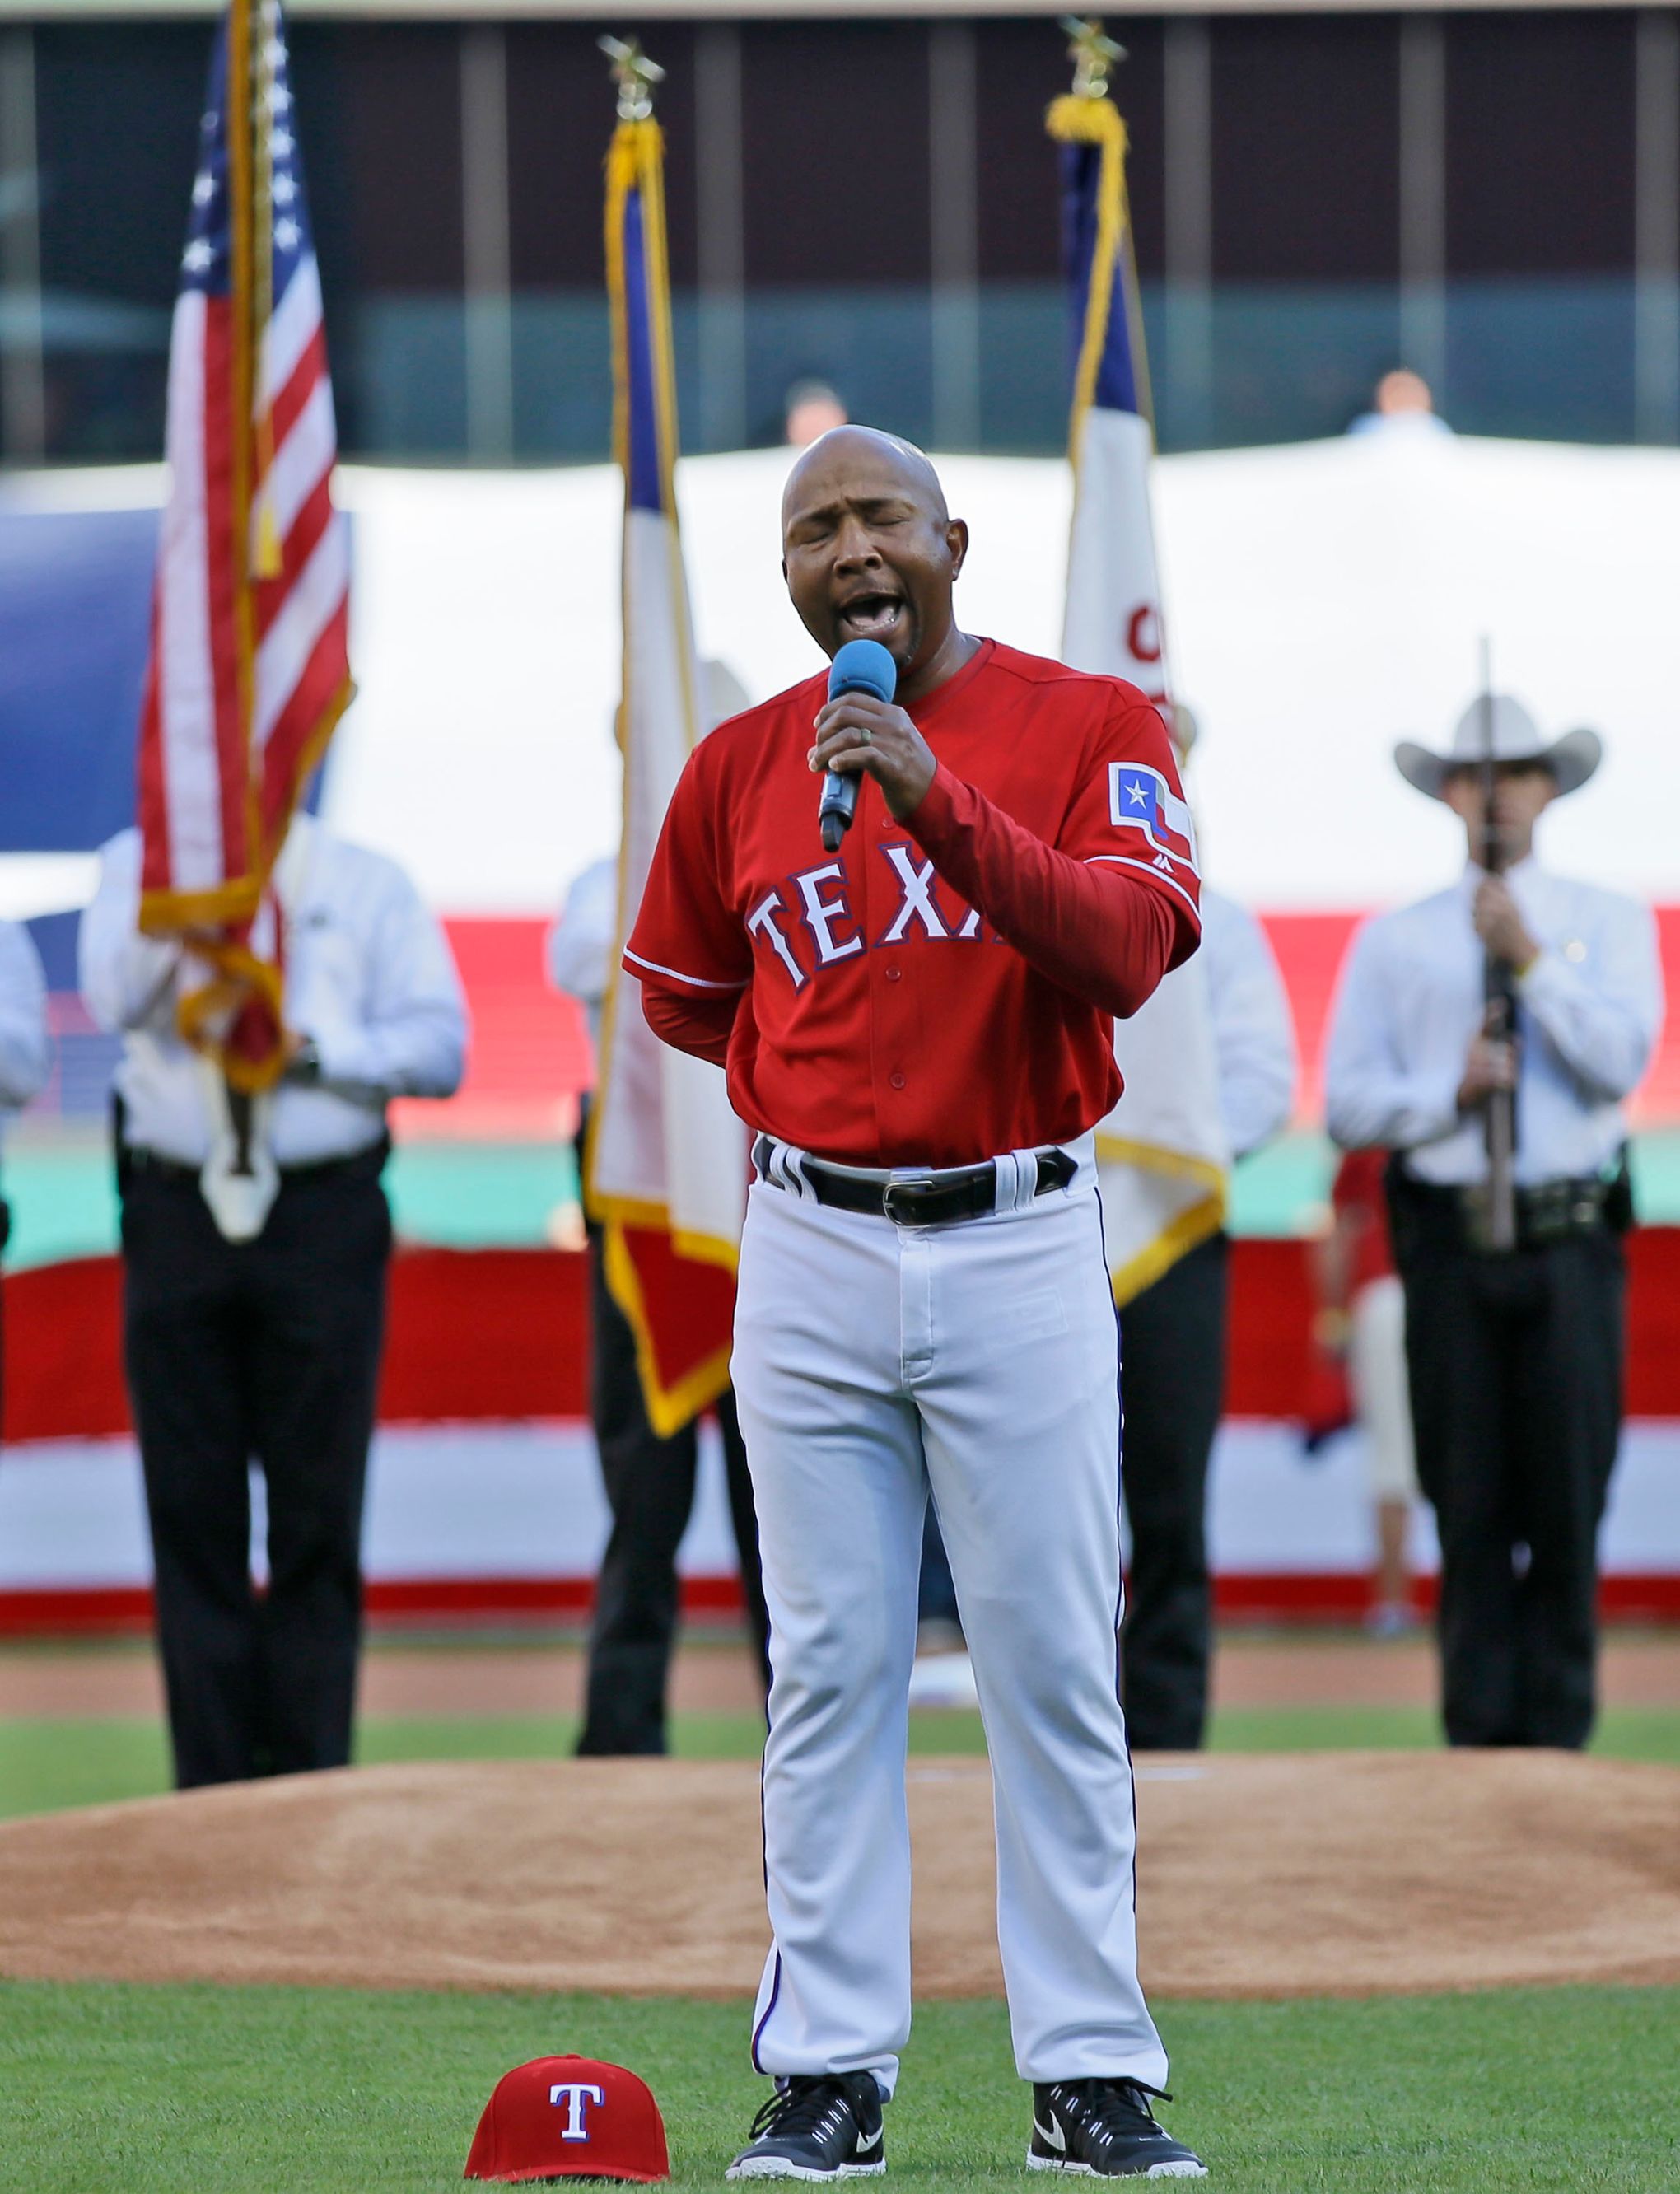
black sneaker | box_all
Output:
[726,2073,886,2182]
[1029,2080,1206,2178]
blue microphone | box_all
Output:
[819,638,898,852]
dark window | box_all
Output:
[740,21,931,286]
[1211,13,1401,282]
[35,25,206,306]
[287,27,362,362]
[976,16,1166,282]
[1445,11,1636,275]
[506,20,698,292]
[331,24,463,292]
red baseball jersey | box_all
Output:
[626,638,1202,1168]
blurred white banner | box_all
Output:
[12,432,1678,917]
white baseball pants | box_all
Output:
[731,1132,1169,2100]
[1349,1275,1418,1502]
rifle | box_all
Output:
[1477,637,1519,1253]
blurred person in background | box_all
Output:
[1325,700,1663,1748]
[1117,703,1296,1750]
[1348,366,1452,437]
[783,380,848,449]
[80,812,467,1788]
[0,921,52,1418]
[551,664,771,1755]
[1306,1146,1421,1635]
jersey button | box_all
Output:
[889,1071,907,1090]
[885,965,902,983]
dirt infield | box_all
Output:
[2,1751,1677,2000]
[4,1631,1677,1719]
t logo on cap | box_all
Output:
[465,2055,670,2183]
[550,2082,605,2141]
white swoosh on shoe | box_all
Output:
[1032,2118,1067,2154]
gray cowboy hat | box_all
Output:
[1395,696,1601,801]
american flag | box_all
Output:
[137,0,350,1081]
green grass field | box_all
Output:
[3,1979,1678,2192]
[5,1697,1679,2187]
[5,1702,1680,1823]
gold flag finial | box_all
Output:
[1060,17,1126,101]
[599,34,665,122]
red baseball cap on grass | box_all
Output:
[464,2056,670,2184]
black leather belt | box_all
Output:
[753,1135,1076,1225]
[1392,1165,1619,1253]
[124,1140,388,1188]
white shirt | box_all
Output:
[1201,887,1297,1160]
[1325,857,1664,1187]
[80,817,469,1167]
[546,855,618,1053]
[0,920,51,1151]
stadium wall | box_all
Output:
[4,1233,1678,1635]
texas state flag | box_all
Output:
[586,109,742,1436]
[1052,76,1227,1306]
[1108,761,1199,870]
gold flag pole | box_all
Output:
[598,32,665,121]
[1048,16,1155,445]
[1060,14,1126,100]
[250,0,282,579]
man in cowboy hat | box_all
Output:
[1324,697,1663,1748]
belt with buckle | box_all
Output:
[1512,1174,1612,1244]
[124,1139,389,1188]
[753,1136,1076,1225]
[1396,1165,1613,1253]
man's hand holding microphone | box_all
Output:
[809,638,936,846]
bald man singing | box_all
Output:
[627,430,1209,2182]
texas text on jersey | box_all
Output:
[626,638,1202,1168]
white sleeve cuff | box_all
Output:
[1516,947,1576,1015]
[302,1021,376,1091]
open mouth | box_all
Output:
[836,592,906,644]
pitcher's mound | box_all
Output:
[2,1752,1677,1999]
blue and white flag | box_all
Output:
[1049,86,1229,1304]
[1051,91,1169,710]
[1108,762,1200,871]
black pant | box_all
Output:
[120,1155,390,1788]
[577,1222,771,1755]
[1117,1231,1230,1752]
[1393,1193,1625,1749]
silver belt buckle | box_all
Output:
[881,1169,936,1224]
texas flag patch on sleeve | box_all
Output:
[1108,761,1200,873]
